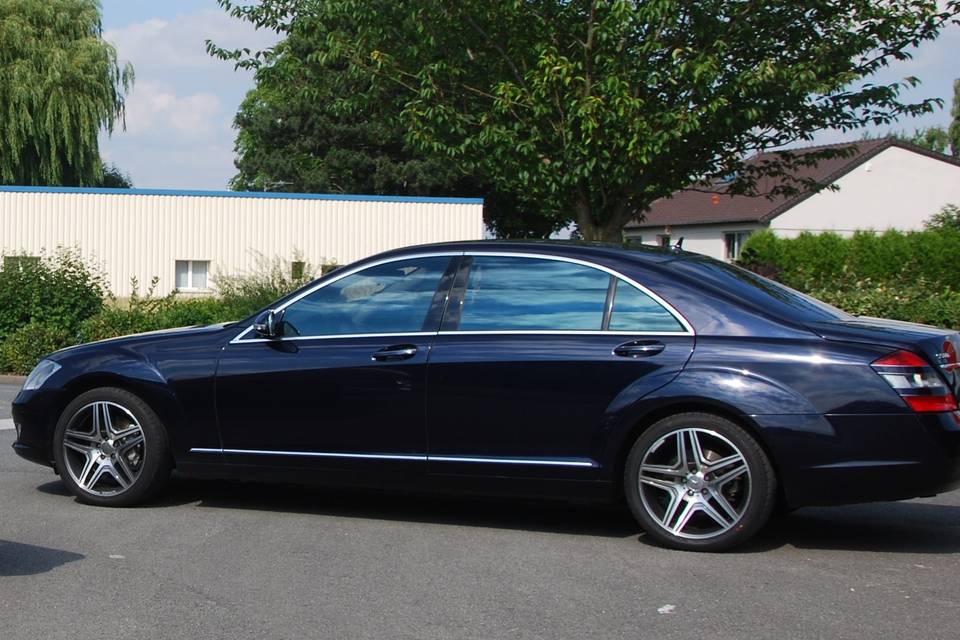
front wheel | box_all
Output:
[53,387,172,507]
[624,413,776,551]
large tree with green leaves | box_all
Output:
[0,0,133,186]
[224,23,563,237]
[213,1,959,241]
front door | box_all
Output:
[215,255,457,474]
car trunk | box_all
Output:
[807,317,960,400]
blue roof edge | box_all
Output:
[0,185,484,205]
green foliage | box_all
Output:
[0,321,72,374]
[0,248,106,344]
[226,21,562,237]
[898,127,952,154]
[98,162,132,188]
[926,204,960,231]
[950,78,960,159]
[214,251,321,318]
[738,228,960,329]
[77,278,235,343]
[211,0,960,241]
[0,0,134,186]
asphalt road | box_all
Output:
[2,382,959,640]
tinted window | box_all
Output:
[609,279,684,332]
[672,258,850,322]
[279,256,451,336]
[455,256,609,331]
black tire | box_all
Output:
[53,387,172,507]
[624,412,776,551]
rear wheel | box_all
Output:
[625,413,776,551]
[53,387,172,507]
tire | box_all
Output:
[53,387,172,507]
[624,412,776,551]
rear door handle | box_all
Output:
[372,344,418,361]
[613,340,665,358]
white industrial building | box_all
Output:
[624,138,960,261]
[0,186,484,296]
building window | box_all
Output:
[175,260,209,290]
[657,234,671,248]
[724,231,752,261]
[2,255,40,271]
[623,231,643,245]
[291,260,306,281]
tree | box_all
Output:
[0,0,133,186]
[212,1,959,241]
[895,78,960,156]
[899,127,952,154]
[98,162,132,188]
[225,21,563,237]
[950,78,960,158]
[926,203,960,231]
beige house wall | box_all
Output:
[0,188,484,296]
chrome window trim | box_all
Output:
[229,248,694,343]
[190,448,597,468]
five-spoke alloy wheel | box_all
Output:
[625,413,776,551]
[54,387,171,507]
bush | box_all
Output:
[0,248,106,344]
[739,229,960,329]
[78,278,239,343]
[214,251,324,318]
[0,322,73,375]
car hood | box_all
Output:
[50,322,236,359]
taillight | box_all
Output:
[871,350,958,412]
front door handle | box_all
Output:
[613,340,665,358]
[372,344,418,361]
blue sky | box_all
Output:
[97,2,960,190]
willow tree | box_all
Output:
[214,0,959,241]
[0,0,133,186]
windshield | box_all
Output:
[670,257,852,323]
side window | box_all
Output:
[609,279,684,332]
[278,256,452,337]
[453,256,610,331]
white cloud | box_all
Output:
[122,81,221,138]
[98,9,279,189]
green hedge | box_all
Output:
[738,228,960,291]
[739,229,960,329]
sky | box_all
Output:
[97,1,960,191]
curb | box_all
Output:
[0,375,26,385]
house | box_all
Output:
[623,138,960,261]
[0,186,484,296]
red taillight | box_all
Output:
[903,395,958,413]
[871,350,958,413]
[872,350,929,367]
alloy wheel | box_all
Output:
[637,428,751,540]
[61,401,146,497]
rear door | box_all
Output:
[425,253,695,480]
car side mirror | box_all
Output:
[253,309,284,339]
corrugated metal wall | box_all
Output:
[0,189,484,296]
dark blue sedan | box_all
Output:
[11,242,960,550]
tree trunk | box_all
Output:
[573,192,633,243]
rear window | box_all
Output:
[671,258,851,323]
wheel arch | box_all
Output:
[49,372,184,467]
[606,398,785,504]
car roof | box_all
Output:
[377,239,694,265]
